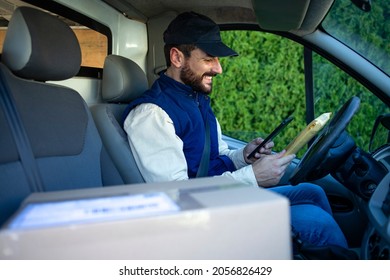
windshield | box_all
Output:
[322,0,390,77]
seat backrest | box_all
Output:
[90,54,148,184]
[0,7,122,226]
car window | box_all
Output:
[320,0,390,150]
[213,31,307,155]
[0,2,108,69]
[322,0,390,77]
[313,53,389,151]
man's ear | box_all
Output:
[170,47,185,68]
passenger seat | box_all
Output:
[0,7,123,226]
[90,55,148,184]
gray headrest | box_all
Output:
[102,55,148,103]
[2,6,81,81]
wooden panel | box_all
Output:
[0,30,5,53]
[73,28,108,68]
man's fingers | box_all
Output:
[272,150,295,164]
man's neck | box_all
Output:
[165,67,183,84]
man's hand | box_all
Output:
[251,150,295,187]
[244,137,274,164]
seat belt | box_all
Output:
[196,115,210,177]
[0,69,45,192]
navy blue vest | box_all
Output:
[123,73,236,178]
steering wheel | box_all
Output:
[289,96,360,185]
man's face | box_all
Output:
[180,48,222,94]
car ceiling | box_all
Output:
[0,0,334,35]
[102,0,335,35]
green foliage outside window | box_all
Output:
[212,31,307,154]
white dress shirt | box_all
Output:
[124,103,257,186]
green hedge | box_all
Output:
[212,31,307,155]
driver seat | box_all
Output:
[90,55,147,184]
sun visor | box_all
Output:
[252,0,310,31]
[252,0,334,34]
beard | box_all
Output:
[180,61,215,94]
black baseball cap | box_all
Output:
[163,12,238,57]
